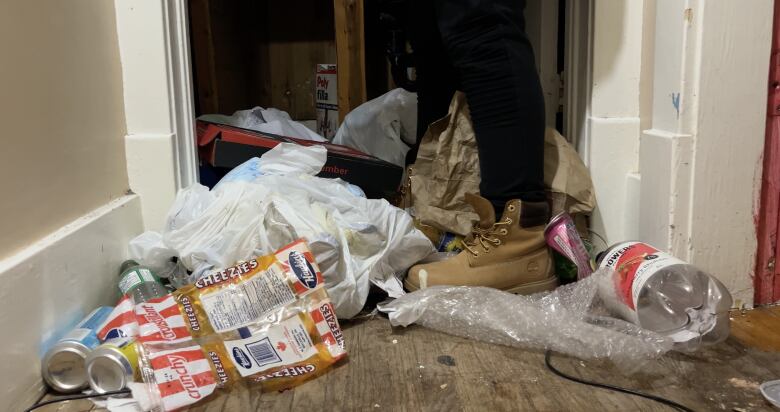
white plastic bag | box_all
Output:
[129,143,434,318]
[333,88,417,167]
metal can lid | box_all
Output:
[86,346,134,393]
[543,212,571,236]
[41,341,90,393]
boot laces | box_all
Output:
[463,218,512,256]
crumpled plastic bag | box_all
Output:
[129,143,434,318]
[378,269,673,368]
[199,106,326,142]
[332,88,417,167]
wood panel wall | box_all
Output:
[189,0,337,119]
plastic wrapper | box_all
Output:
[99,240,346,411]
[332,88,417,167]
[379,269,673,368]
[129,143,434,318]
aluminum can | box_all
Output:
[86,337,139,393]
[41,306,113,392]
[544,212,593,280]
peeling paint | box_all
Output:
[671,93,681,118]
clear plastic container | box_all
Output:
[597,241,732,351]
[118,260,168,304]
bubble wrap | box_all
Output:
[379,269,673,367]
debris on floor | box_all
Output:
[129,143,433,319]
[381,240,734,365]
[44,240,347,411]
[379,269,674,368]
[31,100,768,412]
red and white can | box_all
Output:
[544,212,593,280]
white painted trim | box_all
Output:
[125,133,179,229]
[639,0,772,306]
[584,0,646,242]
[162,0,198,189]
[3,195,143,411]
[115,0,197,230]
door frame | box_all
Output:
[755,0,780,305]
[563,0,593,155]
[114,0,198,229]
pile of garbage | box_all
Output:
[42,240,345,411]
[37,91,735,410]
[129,143,434,319]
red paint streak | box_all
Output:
[755,0,780,304]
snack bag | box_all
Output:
[213,298,346,392]
[97,295,139,341]
[132,240,347,411]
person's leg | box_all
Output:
[404,0,555,294]
[434,0,546,215]
[405,0,458,166]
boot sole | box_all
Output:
[404,275,559,295]
[504,275,559,295]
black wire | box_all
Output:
[25,389,132,412]
[544,350,695,412]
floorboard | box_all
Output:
[35,307,780,411]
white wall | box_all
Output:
[639,0,772,307]
[0,0,130,260]
[0,0,145,408]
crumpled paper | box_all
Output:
[410,92,596,236]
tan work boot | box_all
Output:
[405,193,557,294]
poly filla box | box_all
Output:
[315,64,338,139]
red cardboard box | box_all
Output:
[197,120,403,199]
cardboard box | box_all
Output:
[315,64,338,139]
[197,121,403,199]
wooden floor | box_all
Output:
[36,307,780,412]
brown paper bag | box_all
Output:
[410,92,595,236]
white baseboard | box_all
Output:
[1,195,143,411]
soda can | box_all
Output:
[86,337,139,393]
[544,212,593,280]
[41,306,113,393]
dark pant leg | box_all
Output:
[405,1,458,166]
[434,0,546,213]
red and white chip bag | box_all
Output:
[97,295,139,341]
[135,294,194,344]
[131,240,347,411]
[135,343,222,411]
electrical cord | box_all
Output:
[544,350,695,412]
[25,389,132,412]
